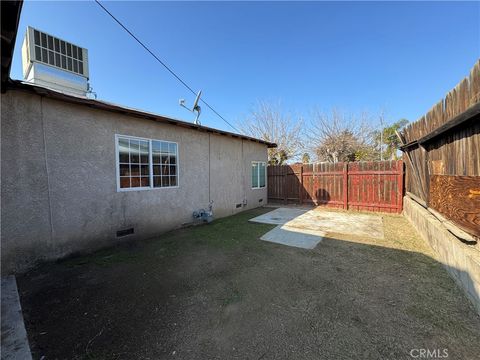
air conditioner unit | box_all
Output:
[22,26,90,96]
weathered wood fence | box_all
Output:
[268,160,404,213]
[400,60,480,239]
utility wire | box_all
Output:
[94,0,241,134]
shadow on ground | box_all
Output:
[17,207,480,360]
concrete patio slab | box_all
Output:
[249,207,309,225]
[251,207,384,239]
[260,225,325,249]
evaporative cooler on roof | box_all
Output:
[22,26,90,96]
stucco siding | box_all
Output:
[209,134,243,217]
[1,90,269,273]
[1,93,53,272]
[243,140,268,208]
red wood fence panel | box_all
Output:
[267,160,404,213]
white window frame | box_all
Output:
[115,134,179,192]
[251,161,266,190]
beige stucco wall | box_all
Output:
[1,90,268,273]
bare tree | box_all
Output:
[239,101,304,165]
[308,109,376,163]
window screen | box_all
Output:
[118,138,150,189]
[259,162,266,187]
[152,140,177,188]
[252,162,259,188]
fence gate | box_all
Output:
[267,160,404,213]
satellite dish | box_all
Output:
[179,90,203,125]
[193,90,202,111]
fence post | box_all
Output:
[283,166,288,204]
[343,162,348,210]
[299,165,303,205]
[397,160,404,213]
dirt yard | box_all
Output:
[18,207,480,360]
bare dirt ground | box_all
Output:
[18,207,480,360]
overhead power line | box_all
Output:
[94,0,241,134]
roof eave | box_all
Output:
[1,0,23,93]
[6,80,277,148]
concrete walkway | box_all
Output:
[260,224,326,249]
[1,276,32,360]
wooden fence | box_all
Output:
[268,160,404,213]
[401,60,480,239]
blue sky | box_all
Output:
[11,1,480,133]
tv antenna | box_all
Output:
[179,90,202,125]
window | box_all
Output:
[152,140,177,188]
[252,161,266,189]
[116,135,178,191]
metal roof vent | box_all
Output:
[21,26,90,97]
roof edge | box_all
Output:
[1,1,23,93]
[6,80,277,148]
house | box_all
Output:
[0,3,276,273]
